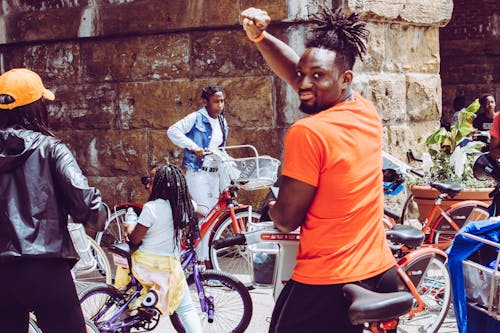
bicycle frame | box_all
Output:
[179,246,214,320]
[195,186,253,247]
[93,256,152,332]
[425,196,489,247]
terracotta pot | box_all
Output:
[410,185,493,224]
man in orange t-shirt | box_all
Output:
[241,7,396,333]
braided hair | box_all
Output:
[148,163,199,245]
[201,85,224,101]
[306,6,369,72]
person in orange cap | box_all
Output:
[0,68,107,333]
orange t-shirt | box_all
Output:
[283,92,395,285]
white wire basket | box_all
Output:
[214,145,280,191]
[68,221,95,271]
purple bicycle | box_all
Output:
[78,236,252,333]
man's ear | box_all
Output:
[341,70,353,88]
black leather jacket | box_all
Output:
[0,128,105,265]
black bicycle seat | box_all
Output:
[430,182,463,198]
[386,224,425,248]
[342,283,413,325]
[108,242,131,258]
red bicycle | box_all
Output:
[96,145,280,284]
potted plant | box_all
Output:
[410,99,495,220]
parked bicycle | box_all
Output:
[79,233,253,333]
[214,221,451,332]
[95,145,279,284]
[382,151,490,249]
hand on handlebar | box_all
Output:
[193,148,205,157]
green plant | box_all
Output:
[422,99,494,188]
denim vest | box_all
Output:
[183,111,228,170]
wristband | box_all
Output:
[249,31,266,43]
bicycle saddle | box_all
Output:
[385,224,425,248]
[430,182,463,197]
[342,283,413,324]
[108,242,131,258]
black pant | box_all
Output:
[0,258,85,333]
[269,266,399,333]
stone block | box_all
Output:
[81,33,190,83]
[354,22,384,73]
[191,29,272,78]
[383,120,440,164]
[383,24,440,73]
[346,0,453,26]
[352,73,407,124]
[48,82,118,130]
[88,175,147,209]
[118,77,275,130]
[240,0,289,21]
[226,127,285,163]
[56,129,148,177]
[150,129,183,168]
[0,42,81,84]
[406,73,442,122]
[3,7,82,43]
[162,0,239,30]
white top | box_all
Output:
[137,198,179,257]
[167,107,223,151]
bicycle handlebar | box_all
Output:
[213,233,247,250]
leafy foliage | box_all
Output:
[423,99,494,188]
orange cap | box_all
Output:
[0,68,55,110]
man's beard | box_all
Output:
[299,101,321,115]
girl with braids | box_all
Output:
[126,163,202,333]
[241,6,397,333]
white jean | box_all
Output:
[185,169,220,260]
[176,280,203,333]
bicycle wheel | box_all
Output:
[78,284,123,330]
[84,318,100,333]
[209,209,261,285]
[95,208,127,280]
[432,201,489,248]
[73,236,112,292]
[171,270,253,333]
[398,254,451,333]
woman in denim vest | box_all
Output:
[167,85,228,263]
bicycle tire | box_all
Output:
[208,209,262,285]
[95,208,127,280]
[78,283,123,329]
[170,269,253,333]
[84,318,100,333]
[397,254,451,333]
[431,201,489,248]
[73,236,112,292]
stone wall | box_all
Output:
[440,0,499,125]
[0,0,452,206]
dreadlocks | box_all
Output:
[148,163,199,245]
[306,6,369,72]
